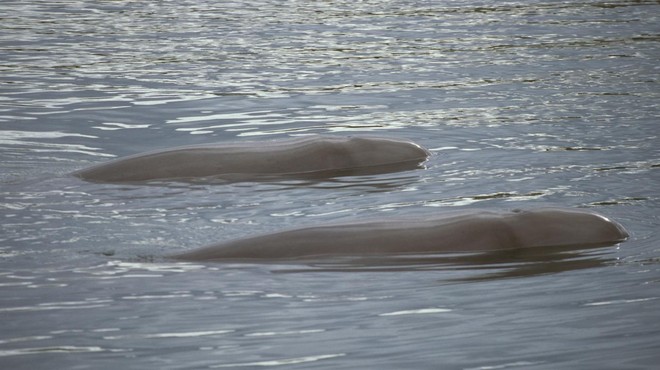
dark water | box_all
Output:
[1,0,659,369]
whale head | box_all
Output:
[340,136,430,166]
[508,208,629,248]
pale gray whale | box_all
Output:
[73,135,430,183]
[172,208,629,262]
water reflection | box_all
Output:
[272,244,621,282]
[250,171,425,192]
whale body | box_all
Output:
[73,136,430,183]
[172,208,629,262]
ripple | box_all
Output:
[464,361,540,370]
[103,329,234,340]
[0,346,106,357]
[0,335,52,345]
[211,353,346,368]
[583,297,659,307]
[121,293,193,300]
[0,299,111,313]
[0,130,112,157]
[379,308,452,316]
[245,329,325,337]
[92,122,151,131]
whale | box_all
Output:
[73,135,430,183]
[171,208,629,262]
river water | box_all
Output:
[1,0,659,369]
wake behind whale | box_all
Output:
[73,135,430,183]
[172,208,629,262]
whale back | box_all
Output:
[73,135,430,183]
[172,208,629,262]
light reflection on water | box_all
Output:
[1,0,659,369]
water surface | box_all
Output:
[1,1,659,369]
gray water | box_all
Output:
[1,0,659,369]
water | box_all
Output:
[1,0,659,368]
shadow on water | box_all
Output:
[269,243,622,283]
[111,168,426,194]
[73,159,428,185]
[268,172,424,192]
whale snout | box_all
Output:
[600,215,629,241]
[346,137,430,164]
[511,208,629,247]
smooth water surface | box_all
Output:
[1,1,659,369]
